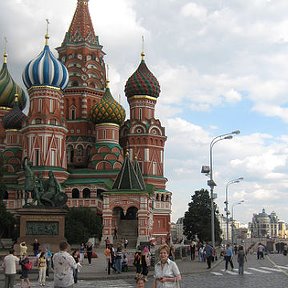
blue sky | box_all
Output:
[1,0,288,225]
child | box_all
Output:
[38,251,47,286]
[122,254,128,272]
[237,245,247,275]
[136,276,145,288]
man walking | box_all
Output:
[225,243,234,271]
[2,249,19,288]
[53,241,77,288]
[204,242,213,269]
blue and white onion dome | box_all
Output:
[22,35,69,90]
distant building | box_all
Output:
[175,217,186,243]
[249,209,279,238]
[278,220,288,239]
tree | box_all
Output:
[183,188,222,243]
[65,207,102,244]
[0,200,16,247]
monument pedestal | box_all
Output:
[15,208,67,254]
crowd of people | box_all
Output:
[3,237,273,287]
[1,238,182,288]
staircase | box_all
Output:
[118,220,138,248]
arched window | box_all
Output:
[70,106,76,120]
[83,188,91,198]
[77,145,84,156]
[3,190,8,200]
[72,188,80,198]
[67,145,74,163]
[161,194,164,201]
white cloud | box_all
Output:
[181,2,207,20]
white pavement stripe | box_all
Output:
[243,271,253,274]
[211,272,223,276]
[275,265,288,270]
[224,270,238,275]
[248,267,271,274]
[260,266,284,272]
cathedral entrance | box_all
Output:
[112,206,138,248]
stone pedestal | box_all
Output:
[15,208,67,254]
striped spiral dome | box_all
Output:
[22,44,69,90]
[124,59,160,98]
[90,86,126,125]
[0,59,27,110]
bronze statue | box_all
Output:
[22,158,67,208]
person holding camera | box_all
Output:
[153,244,181,288]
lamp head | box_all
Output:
[224,135,233,140]
[232,130,240,135]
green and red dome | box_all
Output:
[124,57,160,98]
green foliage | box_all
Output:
[65,207,102,244]
[0,201,16,238]
[183,189,221,243]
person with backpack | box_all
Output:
[19,254,31,288]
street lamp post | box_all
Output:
[225,177,243,242]
[231,200,244,245]
[205,130,240,248]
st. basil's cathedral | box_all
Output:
[0,0,171,246]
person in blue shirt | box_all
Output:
[225,244,234,271]
[204,242,213,269]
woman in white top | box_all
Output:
[153,244,181,288]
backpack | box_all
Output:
[23,261,32,270]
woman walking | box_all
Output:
[141,246,150,282]
[79,243,85,264]
[134,251,142,279]
[153,244,181,288]
[86,242,93,265]
[237,245,247,275]
[19,255,31,288]
[114,247,123,274]
[72,250,80,283]
[38,252,47,286]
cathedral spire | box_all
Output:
[3,37,7,64]
[67,0,98,45]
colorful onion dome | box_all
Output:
[0,53,27,110]
[124,52,160,98]
[3,95,27,130]
[22,35,69,90]
[90,82,126,125]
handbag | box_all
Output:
[24,261,32,270]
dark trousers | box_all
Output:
[73,268,78,283]
[4,274,16,288]
[207,255,212,268]
[142,265,148,276]
[87,252,92,264]
[225,256,234,270]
